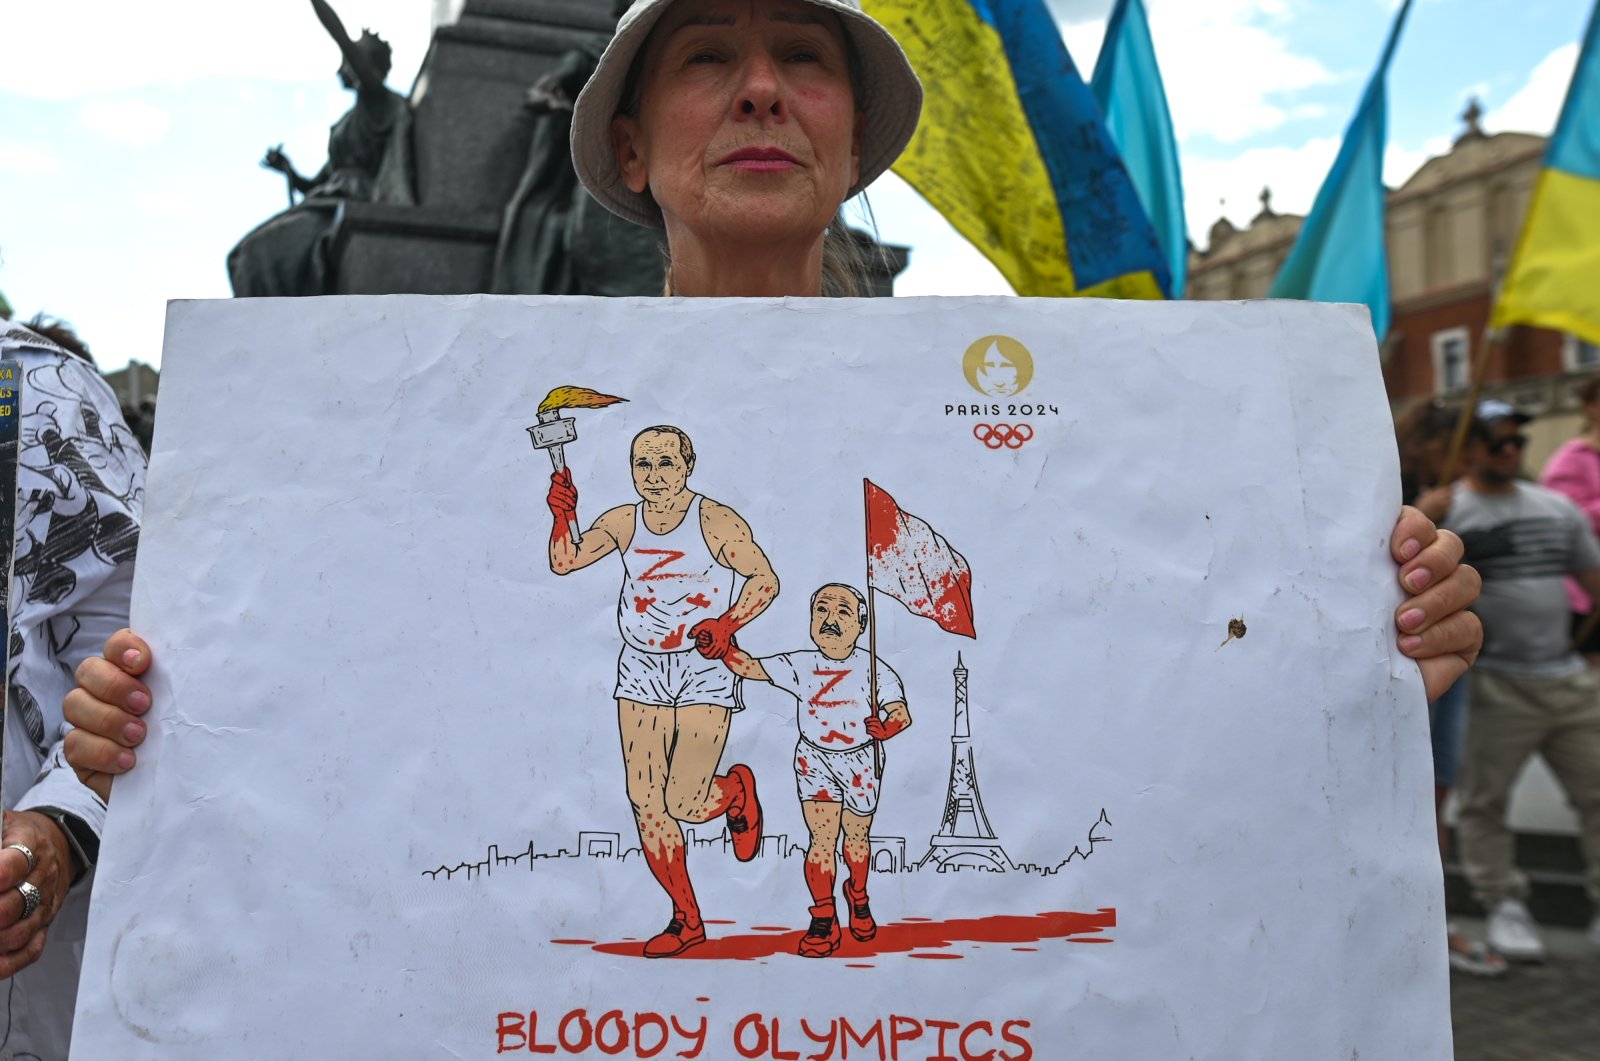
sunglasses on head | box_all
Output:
[1489,434,1529,454]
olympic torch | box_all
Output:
[528,386,628,541]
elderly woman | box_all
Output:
[65,0,1481,954]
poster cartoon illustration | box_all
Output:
[719,582,912,957]
[544,414,776,957]
[73,295,1451,1060]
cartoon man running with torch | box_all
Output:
[544,418,778,958]
[703,583,912,958]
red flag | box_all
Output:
[865,479,976,638]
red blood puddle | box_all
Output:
[909,953,964,960]
[1068,937,1115,944]
[696,997,710,1003]
[590,910,1116,961]
[846,964,876,969]
[1013,947,1038,952]
[704,920,736,926]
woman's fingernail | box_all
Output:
[1401,539,1421,560]
[122,649,140,669]
[124,721,145,744]
[115,752,135,771]
[127,690,150,712]
[1399,635,1423,653]
[1405,567,1432,592]
[1400,608,1426,631]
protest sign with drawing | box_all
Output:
[71,295,1449,1059]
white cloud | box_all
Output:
[139,192,191,217]
[0,1,434,100]
[1054,0,1337,145]
[850,175,1014,296]
[0,141,61,174]
[1486,42,1579,137]
[1183,130,1453,249]
[1184,137,1338,246]
[79,99,173,146]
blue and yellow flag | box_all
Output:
[1492,1,1600,346]
[1268,0,1412,340]
[1091,0,1187,297]
[865,0,1170,299]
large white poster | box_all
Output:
[73,295,1448,1059]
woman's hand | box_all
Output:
[1392,506,1482,701]
[0,811,76,978]
[63,629,152,802]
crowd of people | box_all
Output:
[0,0,1522,1054]
[1399,386,1600,976]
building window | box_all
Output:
[1563,333,1600,373]
[1431,327,1472,394]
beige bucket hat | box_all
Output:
[570,0,923,229]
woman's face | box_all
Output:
[612,0,863,252]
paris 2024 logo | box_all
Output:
[947,335,1060,449]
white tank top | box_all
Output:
[617,495,735,653]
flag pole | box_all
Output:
[1439,329,1503,483]
[865,479,883,780]
[1440,255,1513,483]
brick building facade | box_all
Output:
[1187,108,1600,466]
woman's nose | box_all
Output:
[735,55,785,121]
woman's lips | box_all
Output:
[720,147,801,171]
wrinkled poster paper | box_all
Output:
[73,296,1448,1059]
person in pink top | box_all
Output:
[1539,379,1600,657]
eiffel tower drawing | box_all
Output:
[919,654,1012,872]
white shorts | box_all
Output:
[794,739,879,816]
[615,644,742,710]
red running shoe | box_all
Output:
[725,764,762,862]
[843,878,876,942]
[643,917,706,958]
[798,901,842,958]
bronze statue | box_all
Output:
[492,0,663,297]
[228,0,414,297]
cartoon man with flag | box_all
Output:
[542,410,779,959]
[709,583,912,958]
[702,480,973,958]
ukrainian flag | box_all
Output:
[865,0,1171,299]
[1492,1,1600,347]
[1268,0,1411,340]
[1091,0,1187,297]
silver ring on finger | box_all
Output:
[16,882,40,921]
[5,843,35,875]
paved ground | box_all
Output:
[1450,918,1599,1060]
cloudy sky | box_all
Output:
[0,0,1589,370]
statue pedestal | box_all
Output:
[410,1,613,213]
[330,203,499,295]
[331,0,612,294]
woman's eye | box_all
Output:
[688,51,722,64]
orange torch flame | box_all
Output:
[539,386,628,415]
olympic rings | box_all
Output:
[973,423,1035,450]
